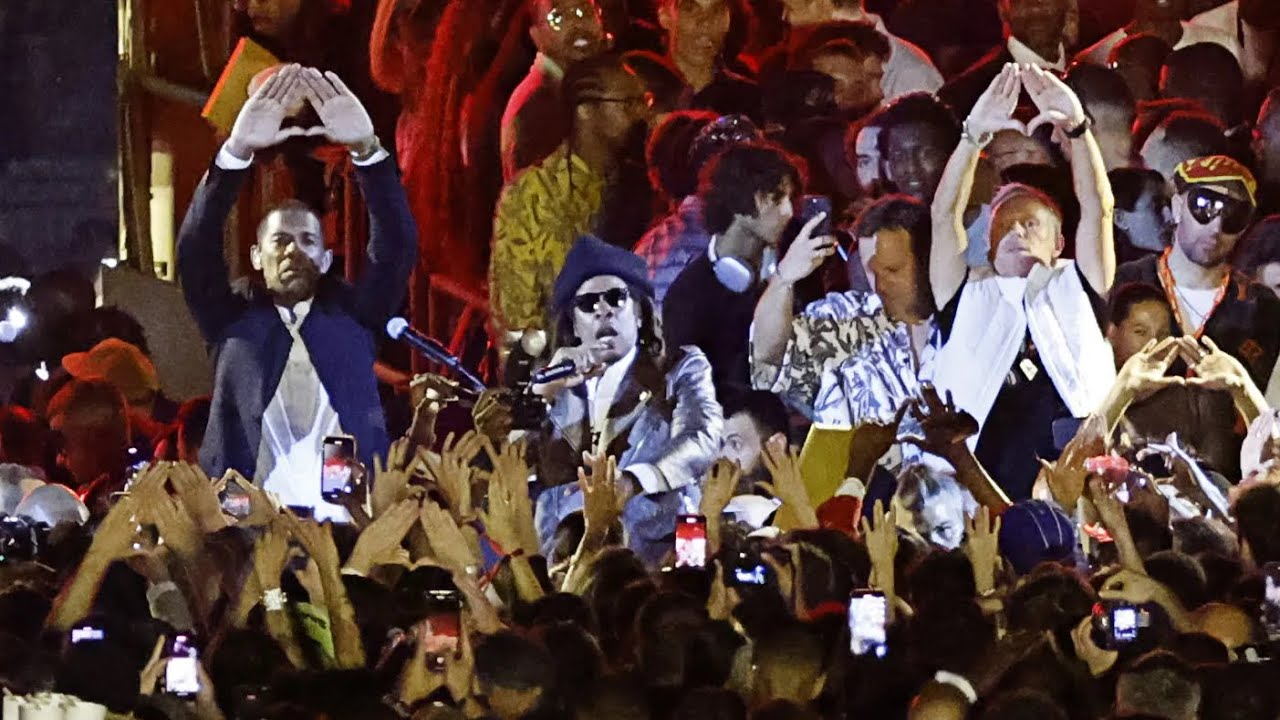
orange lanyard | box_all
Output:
[1157,248,1229,339]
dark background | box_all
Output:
[0,0,117,277]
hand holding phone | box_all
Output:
[164,634,201,698]
[1090,600,1149,651]
[321,435,357,504]
[849,590,888,659]
[675,514,708,569]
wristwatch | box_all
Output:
[1065,116,1093,139]
[961,119,993,149]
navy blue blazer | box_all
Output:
[176,155,417,479]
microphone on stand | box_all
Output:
[385,318,487,394]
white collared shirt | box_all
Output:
[1007,36,1066,71]
[832,8,944,99]
[253,299,348,521]
[585,346,637,455]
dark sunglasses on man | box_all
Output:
[572,286,630,314]
[1187,186,1254,235]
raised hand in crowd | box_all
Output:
[700,458,740,554]
[904,385,1011,512]
[860,499,899,619]
[283,511,367,668]
[1179,336,1269,422]
[138,637,225,720]
[1037,412,1108,509]
[759,436,818,530]
[345,498,419,576]
[481,439,539,556]
[421,431,482,523]
[965,63,1025,139]
[964,506,1002,596]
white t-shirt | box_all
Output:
[1176,286,1218,331]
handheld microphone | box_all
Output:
[530,360,578,385]
[385,318,487,394]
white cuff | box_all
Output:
[625,463,669,494]
[216,143,254,170]
[933,671,978,704]
[352,147,390,167]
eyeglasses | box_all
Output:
[1187,186,1253,235]
[572,287,630,314]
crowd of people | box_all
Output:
[3,0,1280,718]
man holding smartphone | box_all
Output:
[177,64,416,520]
[663,143,817,397]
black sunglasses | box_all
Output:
[572,287,630,314]
[1187,187,1253,235]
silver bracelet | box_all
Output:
[961,119,993,149]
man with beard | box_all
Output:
[528,236,722,566]
[489,53,653,358]
[752,195,935,429]
[1113,156,1280,392]
[177,65,416,519]
[500,0,610,181]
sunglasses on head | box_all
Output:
[1187,186,1253,235]
[572,287,630,314]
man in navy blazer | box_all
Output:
[177,64,416,519]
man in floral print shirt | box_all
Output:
[751,195,938,429]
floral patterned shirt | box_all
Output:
[752,291,938,428]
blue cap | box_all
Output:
[998,500,1076,576]
[551,235,653,313]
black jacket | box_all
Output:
[176,155,417,478]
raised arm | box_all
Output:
[299,68,418,326]
[177,66,312,342]
[1023,65,1115,295]
[930,64,1023,308]
[750,213,833,376]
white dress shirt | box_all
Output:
[254,300,348,521]
[583,346,666,493]
[832,9,944,99]
[1007,36,1067,72]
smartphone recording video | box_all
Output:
[423,590,462,672]
[70,624,105,644]
[321,435,357,504]
[727,550,769,587]
[801,195,833,237]
[1091,600,1149,651]
[674,514,707,569]
[848,590,888,659]
[164,634,200,698]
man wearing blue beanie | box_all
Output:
[530,234,723,566]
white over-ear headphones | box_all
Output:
[710,239,775,293]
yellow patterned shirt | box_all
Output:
[489,145,604,337]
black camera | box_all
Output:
[0,516,48,563]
